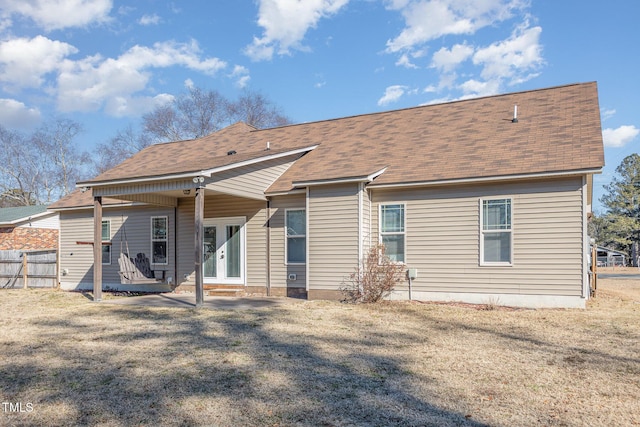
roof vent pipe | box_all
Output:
[266,141,270,151]
[512,105,518,123]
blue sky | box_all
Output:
[0,0,638,210]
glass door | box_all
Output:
[202,217,245,284]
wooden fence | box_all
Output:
[0,250,58,289]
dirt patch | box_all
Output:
[0,280,638,426]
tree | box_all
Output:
[228,90,290,129]
[597,153,640,262]
[0,127,40,206]
[95,125,152,174]
[96,86,292,169]
[0,119,91,206]
[142,87,230,143]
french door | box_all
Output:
[203,217,245,284]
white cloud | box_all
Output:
[385,0,523,53]
[602,125,639,148]
[396,53,418,69]
[601,108,616,121]
[56,40,226,114]
[378,85,408,106]
[472,22,543,85]
[0,0,113,31]
[229,65,250,88]
[0,36,78,89]
[458,78,501,97]
[245,0,350,61]
[104,93,173,117]
[138,13,161,26]
[430,43,474,72]
[0,98,41,129]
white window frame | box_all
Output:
[101,220,111,265]
[285,208,306,265]
[378,203,406,264]
[479,197,513,266]
[151,216,168,265]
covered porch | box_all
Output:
[80,146,314,306]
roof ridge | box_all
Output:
[252,81,597,132]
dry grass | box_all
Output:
[0,280,638,427]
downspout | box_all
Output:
[266,199,271,297]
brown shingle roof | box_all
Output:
[81,82,604,195]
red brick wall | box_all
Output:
[0,227,58,250]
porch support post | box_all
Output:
[93,195,103,302]
[194,186,204,307]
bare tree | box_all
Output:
[96,86,292,170]
[142,87,230,143]
[31,119,91,200]
[94,125,152,174]
[0,119,91,206]
[228,90,290,129]
[0,127,40,206]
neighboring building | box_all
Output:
[49,82,605,308]
[0,206,59,250]
[595,246,628,267]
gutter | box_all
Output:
[368,168,603,189]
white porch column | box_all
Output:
[93,195,103,302]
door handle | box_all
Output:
[220,250,224,259]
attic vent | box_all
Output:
[227,150,237,156]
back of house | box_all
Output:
[49,82,604,308]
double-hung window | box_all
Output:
[286,209,306,264]
[380,204,405,263]
[101,220,111,265]
[151,216,168,265]
[480,198,512,265]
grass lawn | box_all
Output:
[1,279,638,426]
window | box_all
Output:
[151,216,168,265]
[380,204,405,263]
[101,220,111,265]
[286,209,306,264]
[481,198,512,265]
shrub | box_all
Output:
[341,243,406,303]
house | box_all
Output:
[48,82,605,308]
[0,206,59,251]
[595,246,628,267]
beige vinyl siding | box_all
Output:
[371,177,584,296]
[308,183,360,291]
[269,194,306,289]
[361,185,372,256]
[177,195,266,287]
[23,213,59,230]
[208,158,297,201]
[59,206,175,289]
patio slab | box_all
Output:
[99,293,303,310]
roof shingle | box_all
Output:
[81,82,605,195]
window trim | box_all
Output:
[378,203,406,264]
[285,208,306,265]
[150,216,169,266]
[479,197,513,266]
[101,219,111,265]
